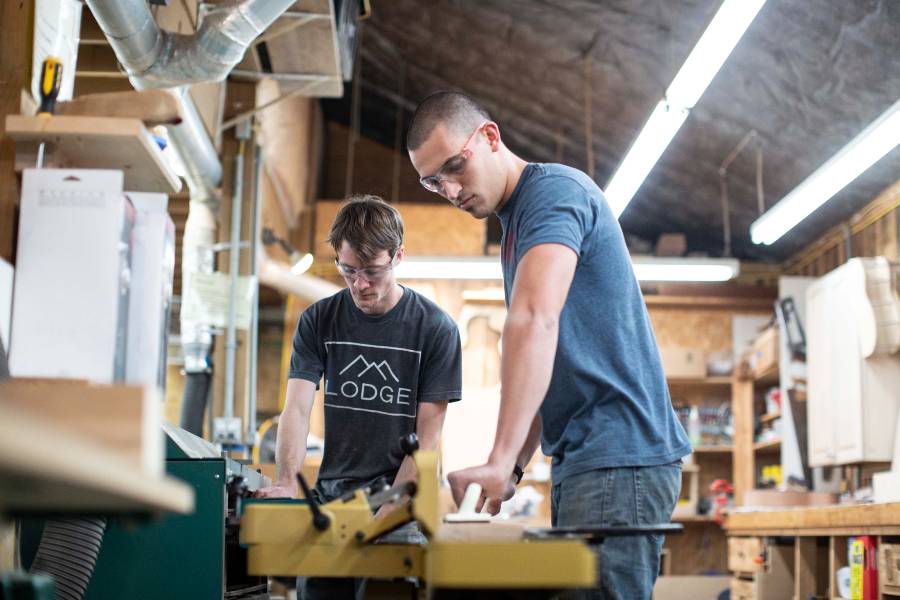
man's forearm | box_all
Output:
[275,408,310,488]
[390,424,441,487]
[515,415,543,473]
[489,312,558,471]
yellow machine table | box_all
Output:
[240,441,598,595]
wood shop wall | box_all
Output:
[0,1,899,599]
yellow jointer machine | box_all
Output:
[240,435,681,597]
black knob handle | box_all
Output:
[296,473,330,531]
[400,433,419,456]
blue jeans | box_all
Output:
[551,461,682,600]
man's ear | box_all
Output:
[484,122,502,152]
[395,245,405,264]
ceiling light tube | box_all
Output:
[605,0,768,217]
[396,256,739,282]
[751,98,900,245]
[396,257,504,280]
[631,256,740,282]
[604,101,689,218]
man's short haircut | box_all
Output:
[328,195,404,263]
[407,90,492,152]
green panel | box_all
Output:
[82,460,226,600]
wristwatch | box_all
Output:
[513,464,525,485]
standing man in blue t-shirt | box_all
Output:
[408,91,690,599]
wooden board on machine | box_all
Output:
[0,377,164,477]
[55,89,182,126]
[0,381,193,515]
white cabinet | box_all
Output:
[806,258,900,467]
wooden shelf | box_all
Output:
[667,376,732,387]
[673,514,718,523]
[0,403,194,515]
[725,502,900,536]
[753,439,781,453]
[692,445,734,454]
[759,411,781,424]
[5,114,182,194]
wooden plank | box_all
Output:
[56,89,181,125]
[0,0,32,261]
[732,380,754,505]
[726,503,900,534]
[794,537,817,600]
[0,402,193,514]
[5,115,181,193]
[666,376,732,387]
[0,378,163,477]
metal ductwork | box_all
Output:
[84,0,290,433]
[84,0,295,90]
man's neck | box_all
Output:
[361,283,404,316]
[497,152,529,212]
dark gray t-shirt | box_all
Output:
[289,286,462,501]
[497,163,691,483]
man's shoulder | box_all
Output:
[404,288,457,332]
[525,163,600,197]
[299,289,348,326]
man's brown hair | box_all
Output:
[327,195,404,262]
[407,90,492,152]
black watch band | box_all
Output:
[513,464,525,485]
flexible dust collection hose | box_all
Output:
[30,517,107,600]
[180,371,212,436]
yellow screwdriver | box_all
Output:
[36,56,62,167]
[38,56,63,116]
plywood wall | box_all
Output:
[783,179,900,277]
[313,200,486,258]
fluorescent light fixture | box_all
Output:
[289,252,315,275]
[605,0,767,217]
[396,257,503,280]
[396,256,739,282]
[632,256,740,282]
[751,98,900,245]
[604,101,689,218]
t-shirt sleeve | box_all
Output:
[418,314,463,403]
[514,177,594,261]
[287,307,324,385]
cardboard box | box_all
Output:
[10,169,133,382]
[124,192,175,389]
[653,576,730,600]
[728,537,765,573]
[750,326,779,375]
[878,542,900,596]
[743,489,838,507]
[659,346,707,379]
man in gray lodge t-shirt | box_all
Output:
[255,195,462,599]
[408,92,690,600]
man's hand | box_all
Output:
[447,463,517,516]
[253,483,298,499]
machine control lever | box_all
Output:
[296,473,331,531]
[400,432,419,456]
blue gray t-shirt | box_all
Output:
[497,163,690,483]
[289,286,462,501]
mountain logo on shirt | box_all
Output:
[339,354,399,382]
[323,342,421,418]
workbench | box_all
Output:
[725,503,900,599]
